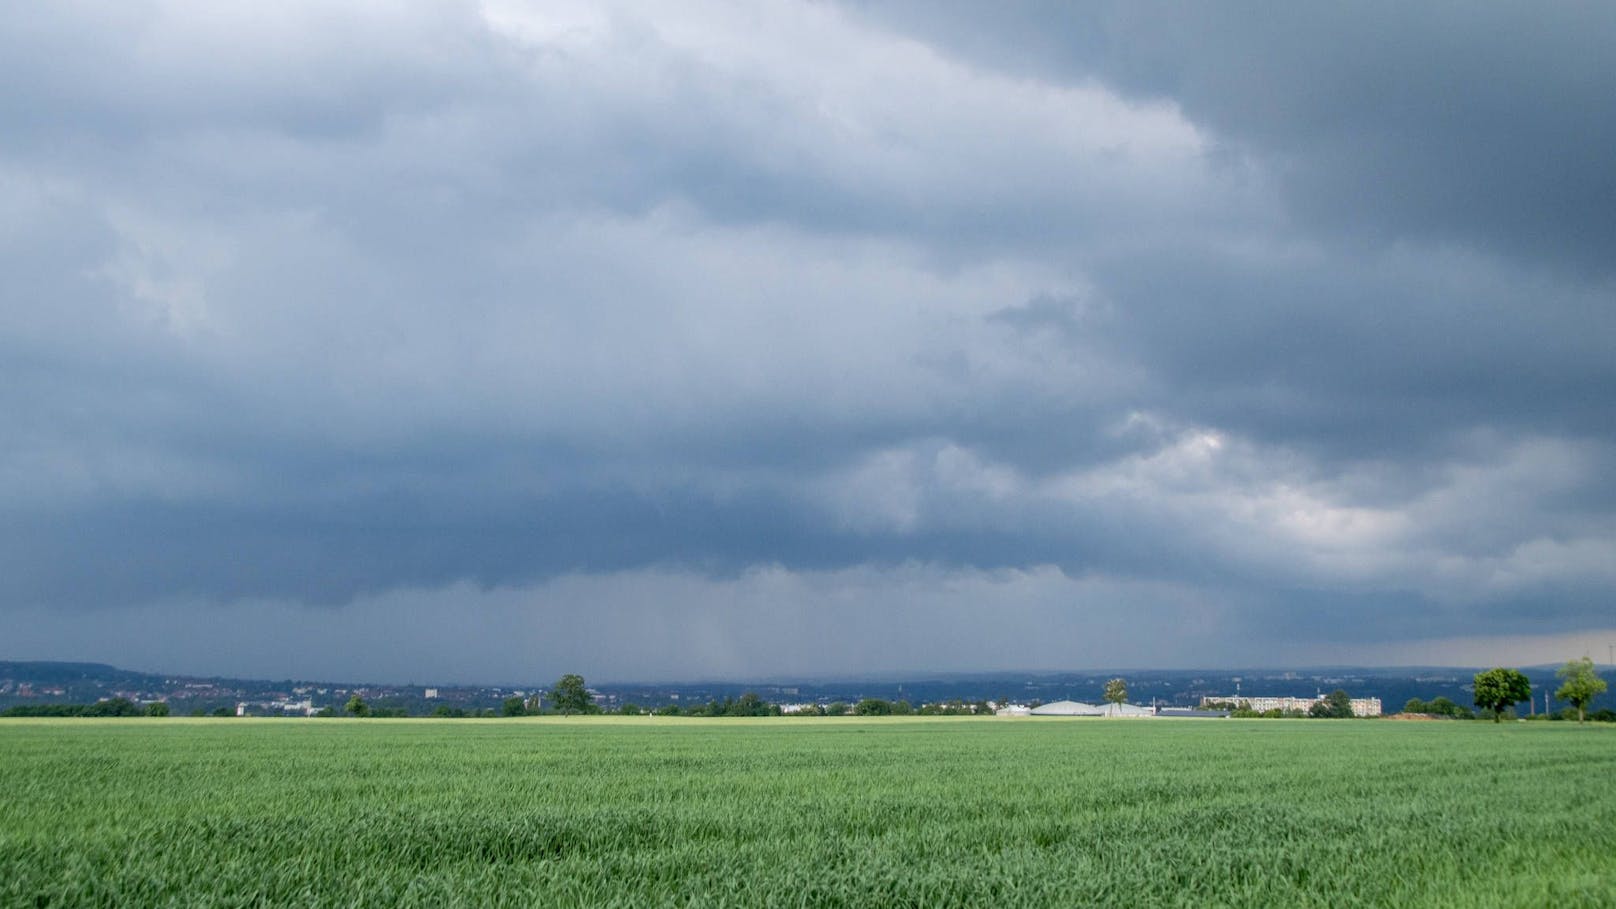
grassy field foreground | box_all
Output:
[2,717,1613,907]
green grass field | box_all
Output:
[2,717,1612,907]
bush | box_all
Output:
[3,699,149,718]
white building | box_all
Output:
[1201,694,1382,717]
[1030,700,1105,716]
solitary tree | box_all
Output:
[1308,690,1353,718]
[1555,657,1608,724]
[854,698,893,716]
[1328,689,1353,718]
[1472,668,1530,723]
[501,696,527,717]
[1103,678,1128,715]
[549,674,593,715]
[345,694,369,717]
[146,702,170,717]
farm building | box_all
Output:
[1030,700,1104,716]
[1029,700,1156,717]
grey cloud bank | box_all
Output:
[3,2,1613,682]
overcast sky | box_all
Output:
[4,2,1614,683]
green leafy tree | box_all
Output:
[345,694,369,717]
[1328,689,1353,718]
[147,702,170,717]
[212,706,234,717]
[1307,691,1352,718]
[501,696,527,717]
[1424,696,1472,719]
[1472,668,1531,723]
[84,698,141,717]
[1403,698,1428,715]
[1555,657,1608,724]
[654,703,682,716]
[825,701,848,716]
[1103,678,1128,713]
[618,702,642,716]
[854,698,892,716]
[725,693,770,717]
[549,674,594,715]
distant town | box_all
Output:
[2,660,1605,720]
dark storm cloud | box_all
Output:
[2,2,1613,679]
[1085,245,1616,461]
[844,1,1616,275]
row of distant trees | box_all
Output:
[1,697,156,717]
[1465,658,1609,724]
[467,676,1000,718]
[7,661,1607,721]
[1189,659,1609,724]
[1390,659,1609,723]
[1400,696,1474,719]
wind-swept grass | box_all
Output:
[2,717,1612,907]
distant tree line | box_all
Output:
[1400,696,1475,719]
[1400,660,1611,723]
[14,661,1603,722]
[2,698,166,717]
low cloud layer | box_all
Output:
[4,2,1613,681]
